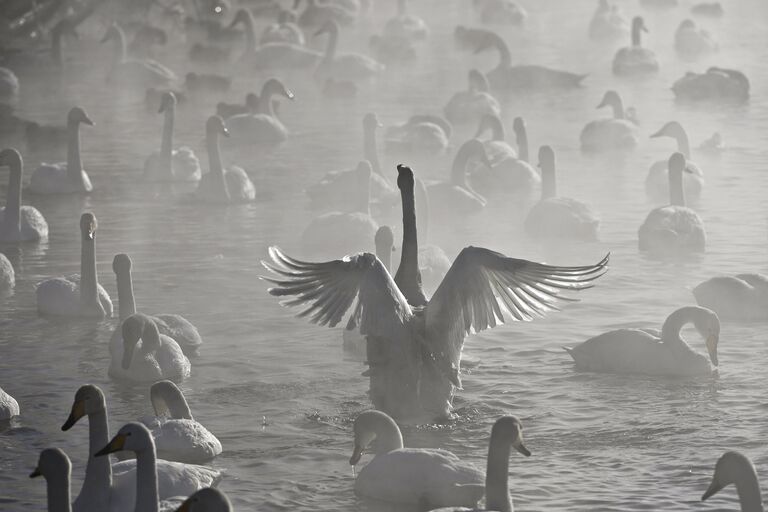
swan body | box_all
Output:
[36,213,113,318]
[232,9,322,69]
[315,20,384,83]
[176,488,233,511]
[580,91,638,152]
[384,0,429,40]
[427,139,489,217]
[702,452,764,511]
[102,24,177,87]
[109,314,191,384]
[612,17,658,76]
[225,78,293,146]
[672,67,749,103]
[693,274,768,322]
[29,107,94,194]
[197,116,256,204]
[524,146,599,241]
[0,149,48,242]
[443,69,501,125]
[0,67,19,105]
[0,253,13,289]
[385,115,450,156]
[589,0,628,41]
[675,19,717,58]
[475,0,527,26]
[30,448,72,512]
[216,93,259,119]
[0,386,19,420]
[144,92,201,183]
[646,122,704,204]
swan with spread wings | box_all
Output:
[262,171,608,421]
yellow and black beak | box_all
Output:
[29,467,42,478]
[95,434,126,457]
[62,400,86,431]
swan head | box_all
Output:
[0,148,22,169]
[245,92,260,111]
[374,226,394,255]
[691,306,720,367]
[30,448,71,480]
[702,451,756,501]
[363,113,383,131]
[537,145,556,170]
[458,139,492,168]
[632,16,648,33]
[350,410,403,465]
[667,152,689,177]
[206,115,230,138]
[175,488,233,512]
[68,107,94,127]
[596,90,620,109]
[158,91,177,114]
[112,253,132,276]
[62,384,106,430]
[150,380,193,420]
[467,69,490,92]
[679,19,696,30]
[262,78,294,101]
[100,23,123,44]
[512,117,527,137]
[492,416,531,457]
[396,163,414,190]
[650,121,683,140]
[95,422,154,458]
[314,19,340,38]
[80,213,97,241]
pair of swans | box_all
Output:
[225,78,294,147]
[646,121,704,203]
[0,148,48,241]
[0,386,19,420]
[639,152,706,255]
[101,24,178,88]
[196,116,256,204]
[694,274,768,322]
[314,20,384,83]
[675,19,717,58]
[672,67,750,103]
[443,69,501,126]
[580,91,639,152]
[36,213,113,318]
[588,0,628,41]
[144,92,201,183]
[350,410,529,511]
[612,17,659,76]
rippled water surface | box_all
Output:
[2,0,768,510]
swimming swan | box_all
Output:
[30,448,72,512]
[28,107,94,194]
[646,121,703,203]
[672,67,749,103]
[0,148,48,242]
[426,139,489,217]
[384,115,450,156]
[579,90,638,152]
[144,92,201,183]
[443,69,501,125]
[639,153,706,255]
[262,241,608,420]
[693,274,768,322]
[36,213,113,318]
[62,385,222,512]
[565,305,719,376]
[101,24,177,87]
[0,254,13,289]
[196,116,255,204]
[314,20,384,83]
[524,146,600,241]
[675,19,717,58]
[175,488,233,511]
[612,17,658,76]
[588,0,628,41]
[702,451,764,511]
[0,386,19,420]
[383,0,429,41]
[225,78,293,146]
[474,0,527,26]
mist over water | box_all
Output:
[1,0,768,510]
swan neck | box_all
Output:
[485,434,513,512]
[669,167,685,207]
[363,125,382,177]
[375,419,404,454]
[394,180,426,306]
[80,228,99,309]
[241,12,256,50]
[112,28,127,64]
[142,321,162,352]
[45,469,72,512]
[257,86,276,116]
[734,465,764,512]
[79,409,112,507]
[115,267,137,321]
[135,447,160,512]
[206,129,230,201]
[52,28,64,66]
[376,241,392,271]
[66,120,84,183]
[675,130,691,158]
[631,22,642,46]
[322,26,338,63]
[490,32,512,68]
[610,96,625,119]
[541,160,556,199]
[490,116,505,141]
[661,307,702,347]
[516,126,529,162]
[160,108,174,180]
[450,146,474,186]
[165,393,194,420]
[4,156,22,233]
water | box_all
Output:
[1,0,768,510]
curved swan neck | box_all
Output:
[375,239,392,271]
[4,152,22,233]
[44,469,72,512]
[414,177,430,241]
[239,11,257,50]
[66,120,84,183]
[540,157,556,199]
[135,445,160,512]
[485,433,513,512]
[115,267,137,321]
[661,307,705,346]
[153,386,194,420]
[363,123,382,177]
[488,32,511,69]
[733,465,764,512]
[394,173,426,307]
[78,408,112,508]
[257,84,277,117]
[206,127,230,202]
[373,417,404,454]
[159,107,174,180]
[80,227,99,309]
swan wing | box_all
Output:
[261,246,412,337]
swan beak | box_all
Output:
[706,335,718,366]
[514,442,531,457]
[29,467,42,478]
[596,98,608,109]
[702,478,724,501]
[649,129,663,138]
[82,115,95,127]
[95,434,126,457]
[349,443,363,465]
[61,400,86,431]
[313,27,328,37]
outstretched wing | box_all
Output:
[261,247,413,340]
[426,247,609,363]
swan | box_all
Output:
[260,9,305,45]
[314,20,384,83]
[225,78,293,146]
[0,148,48,242]
[144,92,201,183]
[691,3,723,17]
[109,314,191,384]
[301,160,378,259]
[133,381,222,463]
[297,0,358,28]
[675,19,717,58]
[101,24,177,87]
[215,92,259,119]
[470,115,540,196]
[426,139,489,217]
[443,69,501,125]
[702,451,764,511]
[383,0,429,41]
[672,67,750,103]
[307,113,396,211]
[588,0,628,41]
[646,121,704,204]
[96,423,216,512]
[384,115,450,156]
[0,67,19,105]
[349,410,485,507]
[471,30,586,90]
[474,0,527,26]
[0,253,14,290]
[175,488,232,511]
[639,153,706,255]
[36,213,113,318]
[62,385,222,512]
[261,242,608,420]
[30,448,72,512]
[565,306,719,376]
[111,253,203,357]
[612,17,658,76]
[3,18,78,69]
[693,274,768,322]
[196,116,255,204]
[579,90,639,152]
[28,107,94,194]
[427,416,531,512]
[699,132,725,154]
[524,146,600,241]
[0,386,19,420]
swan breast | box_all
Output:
[638,206,706,254]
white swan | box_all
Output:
[612,17,658,76]
[470,115,540,196]
[0,253,14,290]
[175,488,232,511]
[144,92,201,183]
[262,243,608,420]
[693,274,768,322]
[28,107,94,194]
[225,78,293,146]
[588,0,628,41]
[260,9,305,45]
[383,0,429,41]
[30,448,72,512]
[672,67,749,103]
[0,67,19,105]
[639,153,706,255]
[307,113,396,211]
[646,121,704,203]
[426,139,489,217]
[566,306,719,376]
[101,24,177,87]
[297,0,358,28]
[0,385,19,420]
[524,146,600,241]
[301,161,378,259]
[0,148,48,241]
[134,381,222,464]
[350,410,485,507]
[474,0,527,26]
[443,69,501,126]
[36,213,113,318]
[62,385,222,512]
[428,416,531,512]
[702,451,764,511]
[109,313,191,384]
[314,20,384,83]
[196,116,255,204]
[675,19,717,58]
[579,90,638,152]
[112,253,203,357]
[384,115,450,156]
